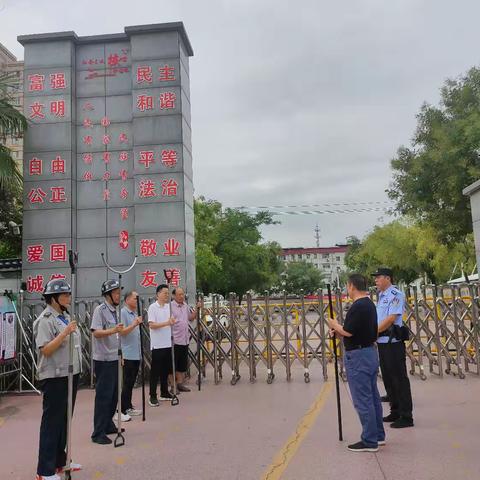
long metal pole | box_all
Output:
[136,295,146,421]
[164,270,179,406]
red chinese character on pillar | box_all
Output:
[50,100,65,117]
[28,187,47,204]
[102,134,111,145]
[119,133,128,144]
[50,186,67,203]
[27,275,44,293]
[140,270,158,288]
[83,118,93,128]
[136,66,152,83]
[82,102,95,111]
[139,151,154,169]
[119,151,129,162]
[102,171,111,181]
[83,135,93,145]
[50,243,67,262]
[29,157,43,176]
[107,53,120,66]
[83,153,93,164]
[161,179,178,196]
[158,65,175,82]
[119,169,128,181]
[27,245,44,263]
[51,156,65,174]
[50,274,66,281]
[103,152,111,164]
[82,171,93,181]
[120,207,128,220]
[119,230,129,250]
[101,116,110,127]
[161,149,177,168]
[50,73,66,89]
[136,95,154,112]
[120,187,129,200]
[139,179,156,198]
[29,102,45,119]
[159,92,176,110]
[140,239,157,257]
[103,188,110,201]
[28,74,45,92]
[163,238,180,256]
[165,268,181,287]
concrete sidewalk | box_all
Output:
[0,366,479,480]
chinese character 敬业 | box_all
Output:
[163,238,180,256]
[140,239,157,257]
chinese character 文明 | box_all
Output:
[140,239,157,257]
[83,118,93,128]
[27,245,44,263]
[140,270,158,288]
[137,94,154,112]
[101,116,110,127]
[119,230,129,250]
[51,156,65,174]
[29,157,43,176]
[165,268,181,287]
[28,74,45,92]
[139,179,156,198]
[120,187,129,200]
[119,133,128,144]
[28,187,47,204]
[139,150,155,169]
[83,135,93,146]
[161,149,177,168]
[136,66,152,84]
[102,171,111,181]
[50,186,67,203]
[82,171,93,181]
[102,134,111,145]
[29,102,45,119]
[119,169,128,181]
[120,207,128,220]
[159,92,176,110]
[161,178,178,197]
[158,65,175,82]
[27,275,44,293]
[103,189,110,201]
[163,238,180,256]
[83,153,93,165]
[50,243,67,262]
[50,100,65,117]
[50,73,66,89]
[103,152,111,164]
[119,151,129,162]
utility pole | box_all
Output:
[314,224,321,247]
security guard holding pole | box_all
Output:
[373,267,414,428]
[90,280,126,445]
[34,279,82,480]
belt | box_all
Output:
[345,343,374,352]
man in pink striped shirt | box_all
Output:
[170,288,199,392]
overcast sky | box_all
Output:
[2,0,480,247]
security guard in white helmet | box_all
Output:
[90,279,126,444]
[33,279,82,480]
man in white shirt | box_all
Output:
[148,284,176,406]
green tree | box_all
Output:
[0,184,22,258]
[194,197,283,300]
[388,67,480,243]
[0,73,27,191]
[283,261,325,295]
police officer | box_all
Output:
[373,267,414,428]
[90,279,126,445]
[34,279,82,480]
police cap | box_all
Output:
[101,279,121,296]
[43,279,72,296]
[371,267,393,278]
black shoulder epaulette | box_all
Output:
[44,312,52,318]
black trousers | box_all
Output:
[378,342,413,419]
[149,347,173,398]
[121,359,140,413]
[92,360,118,440]
[37,374,79,476]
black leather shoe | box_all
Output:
[380,395,390,402]
[391,417,414,428]
[106,428,125,434]
[383,413,400,422]
[92,435,112,445]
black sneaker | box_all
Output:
[391,417,414,428]
[160,392,174,401]
[92,435,112,445]
[149,396,160,407]
[383,413,400,422]
[380,395,390,403]
[347,441,378,452]
[106,427,125,434]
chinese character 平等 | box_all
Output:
[165,268,181,287]
[161,149,177,168]
[139,150,155,169]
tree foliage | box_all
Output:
[0,184,22,258]
[282,261,326,294]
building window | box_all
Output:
[306,254,310,259]
[323,264,330,269]
[314,254,317,259]
[322,254,328,259]
[336,256,341,261]
[298,254,302,260]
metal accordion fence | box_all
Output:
[1,282,480,393]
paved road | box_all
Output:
[0,364,479,480]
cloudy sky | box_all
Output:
[2,0,480,247]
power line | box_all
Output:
[237,201,392,210]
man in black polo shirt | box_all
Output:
[328,273,385,452]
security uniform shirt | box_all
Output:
[342,297,378,350]
[120,305,141,361]
[33,305,81,380]
[376,286,405,344]
[91,301,119,361]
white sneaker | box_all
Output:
[56,462,83,473]
[126,408,142,416]
[114,412,131,422]
[36,474,61,480]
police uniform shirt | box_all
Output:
[91,301,119,361]
[33,305,81,381]
[120,306,141,361]
[376,285,405,344]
